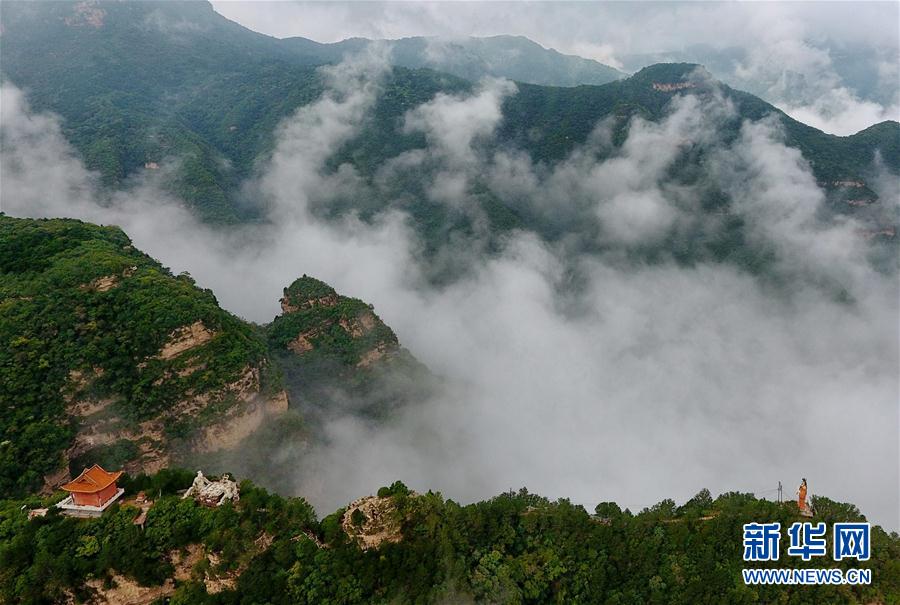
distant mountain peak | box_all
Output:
[279,31,626,87]
[631,62,711,82]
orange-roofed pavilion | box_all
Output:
[61,464,123,508]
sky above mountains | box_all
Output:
[211,1,900,136]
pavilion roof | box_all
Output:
[61,464,123,494]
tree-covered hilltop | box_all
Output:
[269,275,403,368]
[0,215,424,499]
[1,1,897,227]
[267,275,432,422]
[1,470,897,604]
[281,34,626,87]
[0,215,272,496]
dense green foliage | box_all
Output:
[0,216,424,498]
[1,471,897,604]
[0,1,615,224]
[268,276,398,367]
[282,34,625,87]
[0,216,267,496]
[1,9,898,600]
[280,276,342,309]
[267,276,432,422]
[1,2,896,232]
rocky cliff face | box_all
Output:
[269,275,403,369]
[1,218,427,498]
[60,359,290,486]
[265,276,433,423]
[0,216,281,495]
[342,495,406,550]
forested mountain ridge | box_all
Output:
[282,33,626,87]
[1,0,896,232]
[0,216,415,498]
[270,275,404,368]
[2,470,898,604]
[0,0,620,223]
[620,42,900,111]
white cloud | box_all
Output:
[781,92,900,137]
[403,78,516,168]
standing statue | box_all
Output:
[797,478,812,516]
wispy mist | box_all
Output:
[2,53,897,529]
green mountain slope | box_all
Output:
[0,0,318,222]
[2,471,897,604]
[2,1,896,234]
[283,34,626,87]
[497,63,899,178]
[0,215,273,495]
[0,1,618,223]
[0,216,420,498]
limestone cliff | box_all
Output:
[0,216,284,496]
[266,275,432,421]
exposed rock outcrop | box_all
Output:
[79,266,139,292]
[84,574,173,605]
[41,466,71,496]
[157,321,216,360]
[63,364,279,477]
[84,274,118,292]
[280,294,339,314]
[342,494,411,550]
[357,343,391,368]
[174,534,278,596]
[81,535,274,604]
[195,389,290,454]
[340,312,377,337]
[279,276,341,313]
[287,331,316,354]
[652,81,695,92]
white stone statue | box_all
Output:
[184,471,240,506]
[182,470,211,499]
[218,474,240,505]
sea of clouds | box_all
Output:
[2,50,898,528]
